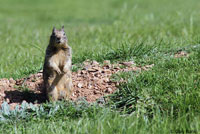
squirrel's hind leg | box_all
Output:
[47,86,58,101]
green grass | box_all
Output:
[0,0,200,133]
[0,101,199,134]
[1,0,200,78]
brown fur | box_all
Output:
[43,26,73,101]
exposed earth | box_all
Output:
[0,60,156,110]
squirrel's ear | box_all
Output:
[61,25,64,31]
[52,27,56,33]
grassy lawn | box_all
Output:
[0,0,200,133]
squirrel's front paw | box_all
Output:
[56,69,62,75]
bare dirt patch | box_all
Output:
[174,51,189,58]
[0,60,154,109]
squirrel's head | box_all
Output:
[50,26,68,48]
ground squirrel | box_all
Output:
[43,26,73,101]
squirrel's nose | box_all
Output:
[57,37,61,40]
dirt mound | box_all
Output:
[0,60,153,109]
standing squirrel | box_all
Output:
[43,26,73,101]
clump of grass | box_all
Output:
[73,41,158,65]
[108,50,200,116]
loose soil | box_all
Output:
[0,60,154,110]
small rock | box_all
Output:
[92,60,99,66]
[121,61,135,67]
[81,70,87,74]
[104,70,112,74]
[39,70,43,73]
[88,68,98,72]
[9,78,15,84]
[94,73,100,77]
[106,88,112,93]
[174,51,188,58]
[83,60,90,66]
[131,67,141,72]
[145,64,154,68]
[71,93,75,97]
[84,65,92,70]
[103,60,111,67]
[103,78,109,82]
[78,83,83,88]
[94,90,100,94]
[88,84,93,89]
